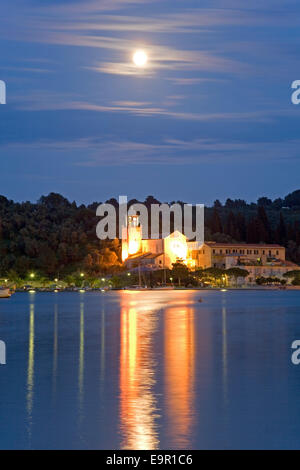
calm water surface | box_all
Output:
[0,290,300,449]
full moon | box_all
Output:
[133,50,148,67]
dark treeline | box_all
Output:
[0,193,122,279]
[205,191,300,264]
[0,190,300,278]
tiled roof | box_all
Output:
[205,242,284,249]
[127,252,163,261]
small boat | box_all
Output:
[0,288,11,298]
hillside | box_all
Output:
[0,190,299,279]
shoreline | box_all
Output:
[10,286,300,293]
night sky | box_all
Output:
[1,0,300,205]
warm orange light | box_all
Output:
[128,240,140,255]
[122,243,128,262]
[120,300,159,449]
[122,217,142,261]
[187,258,196,269]
[165,233,188,265]
[164,304,195,447]
[170,239,187,260]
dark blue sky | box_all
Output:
[1,0,300,205]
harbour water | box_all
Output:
[0,290,300,449]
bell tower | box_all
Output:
[122,214,142,262]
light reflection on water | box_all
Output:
[222,299,228,407]
[52,304,58,400]
[26,302,35,441]
[119,297,160,449]
[164,305,195,449]
[78,302,85,432]
[1,290,300,449]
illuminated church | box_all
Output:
[122,215,197,270]
[121,215,298,283]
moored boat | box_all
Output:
[0,288,11,298]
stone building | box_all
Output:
[122,215,299,282]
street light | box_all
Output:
[54,278,58,283]
[101,278,105,282]
[80,273,84,277]
[30,273,35,279]
[127,273,131,277]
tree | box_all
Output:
[171,261,190,286]
[210,208,222,234]
[257,206,272,243]
[99,247,121,272]
[196,267,226,286]
[225,211,238,240]
[38,192,71,209]
[236,212,246,241]
[84,254,93,271]
[283,270,300,283]
[257,197,272,207]
[225,198,247,209]
[214,199,222,208]
[144,195,161,206]
[275,213,287,245]
[272,198,283,210]
[246,207,272,244]
[226,267,249,286]
[247,217,260,243]
[256,276,282,285]
[284,190,300,208]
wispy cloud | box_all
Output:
[20,6,300,36]
[87,44,244,77]
[53,137,300,166]
[15,93,273,123]
[167,77,226,86]
[0,4,252,79]
[1,1,298,82]
[0,66,53,74]
[2,136,299,166]
[86,61,155,77]
[48,0,158,14]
